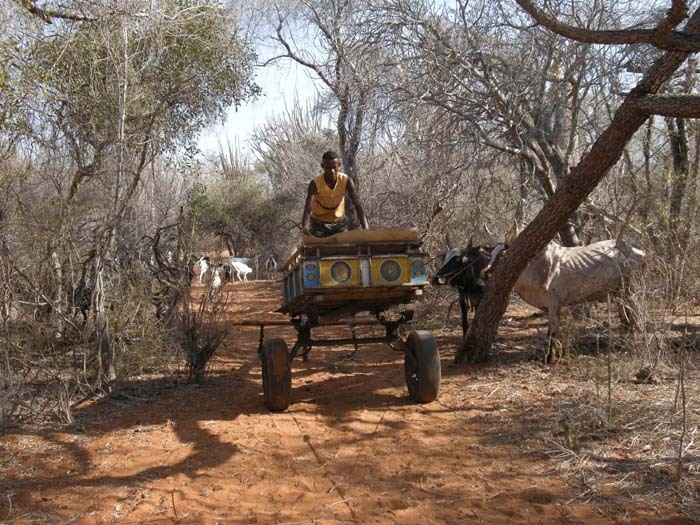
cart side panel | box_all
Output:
[282,272,289,305]
[302,259,320,288]
[282,262,303,310]
[294,265,301,300]
[409,256,428,284]
[280,232,429,313]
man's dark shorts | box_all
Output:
[309,217,349,238]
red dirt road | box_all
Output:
[0,281,695,524]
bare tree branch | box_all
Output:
[631,94,700,117]
[515,0,700,52]
[13,0,96,23]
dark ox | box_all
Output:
[431,240,493,337]
[264,255,278,280]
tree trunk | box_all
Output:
[667,116,689,248]
[666,116,689,300]
[51,251,63,336]
[337,84,368,229]
[456,13,699,363]
[641,118,661,250]
[95,267,115,388]
[0,242,11,326]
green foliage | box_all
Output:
[18,0,259,154]
[187,171,295,255]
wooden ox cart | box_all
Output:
[257,228,440,411]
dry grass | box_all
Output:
[419,287,699,520]
[497,301,699,520]
[539,350,699,519]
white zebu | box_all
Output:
[486,239,646,361]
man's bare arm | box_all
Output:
[347,179,369,229]
[301,180,317,234]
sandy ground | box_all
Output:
[0,280,697,524]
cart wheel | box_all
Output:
[404,330,440,403]
[262,338,291,412]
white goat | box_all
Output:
[195,256,209,284]
[230,260,252,282]
[486,239,645,361]
[208,265,222,298]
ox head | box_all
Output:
[432,238,492,294]
[480,243,509,280]
[479,224,519,280]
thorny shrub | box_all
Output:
[175,284,231,385]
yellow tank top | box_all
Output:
[311,172,348,223]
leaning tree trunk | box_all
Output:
[456,12,700,363]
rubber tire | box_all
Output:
[262,338,291,412]
[404,330,440,403]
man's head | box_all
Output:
[321,150,340,176]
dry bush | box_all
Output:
[175,285,231,384]
[0,267,180,430]
[540,347,699,517]
[533,262,700,517]
[0,217,188,429]
[0,321,81,429]
[108,273,181,379]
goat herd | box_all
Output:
[189,254,278,297]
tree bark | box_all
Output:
[456,8,700,363]
[95,264,115,388]
[667,117,689,247]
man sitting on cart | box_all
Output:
[301,150,369,238]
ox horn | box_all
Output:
[446,232,456,250]
[506,222,520,244]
